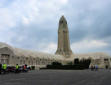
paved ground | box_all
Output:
[0,69,111,85]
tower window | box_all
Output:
[60,21,63,24]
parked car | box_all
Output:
[7,66,16,73]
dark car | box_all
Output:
[7,66,16,73]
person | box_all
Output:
[90,65,94,71]
[23,64,27,72]
[15,64,19,73]
[27,66,31,71]
[0,63,2,74]
[2,63,7,74]
[25,64,27,70]
[95,65,98,71]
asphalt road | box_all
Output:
[0,69,111,85]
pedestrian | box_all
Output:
[23,64,27,72]
[2,63,7,74]
[15,64,19,73]
[0,63,2,74]
[95,65,98,71]
[91,65,94,71]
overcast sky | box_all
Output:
[0,0,111,55]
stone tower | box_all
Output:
[55,16,73,58]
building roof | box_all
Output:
[0,42,13,50]
[0,42,64,60]
[74,52,110,59]
[0,42,110,60]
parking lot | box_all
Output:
[0,69,111,85]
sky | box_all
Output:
[0,0,111,55]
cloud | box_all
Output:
[37,43,57,53]
[0,8,15,30]
[71,39,108,53]
[60,0,68,4]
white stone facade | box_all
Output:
[74,53,111,68]
[0,42,111,68]
[0,42,66,68]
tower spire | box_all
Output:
[55,16,73,58]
